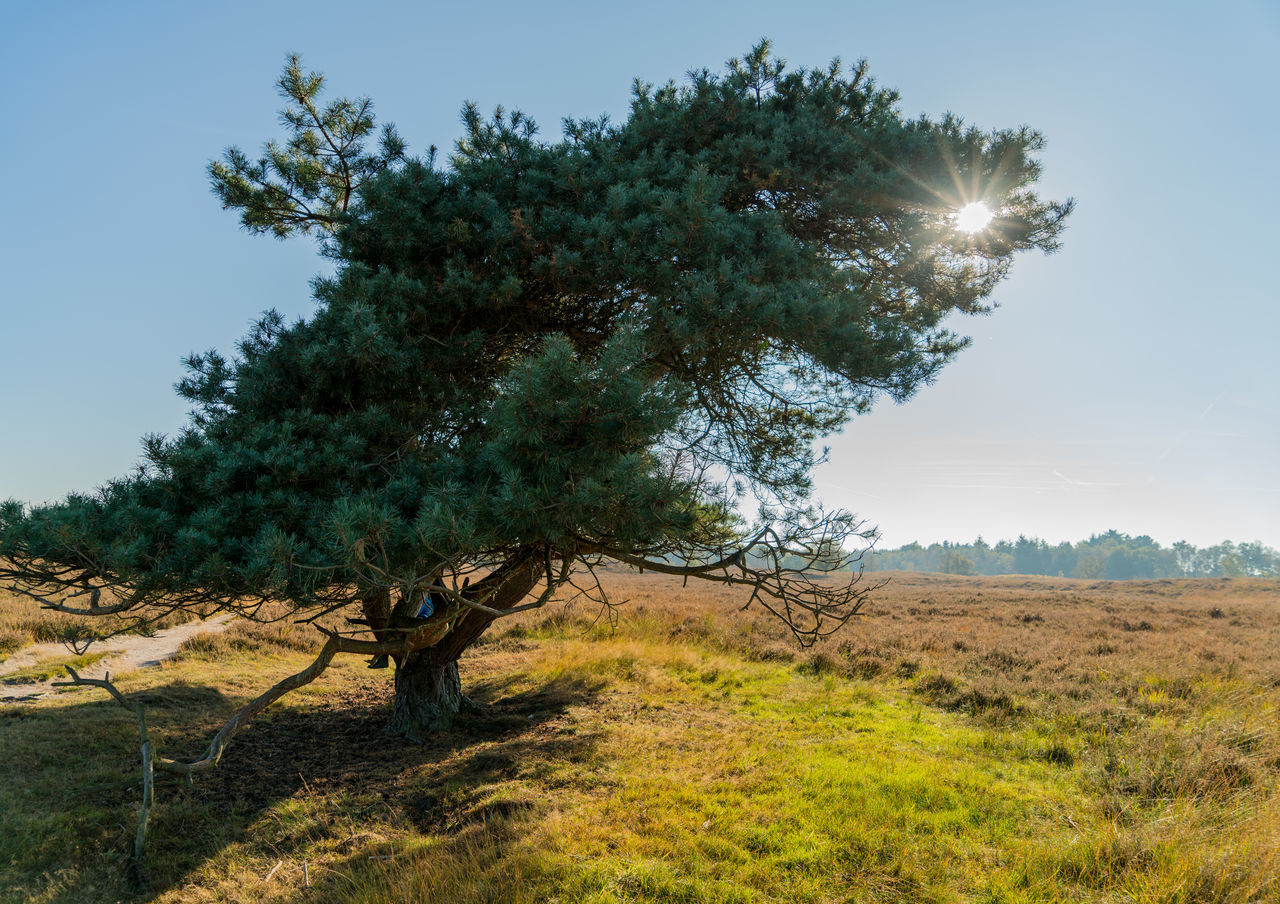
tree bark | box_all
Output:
[383,548,546,739]
[385,647,464,739]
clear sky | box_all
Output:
[2,0,1276,549]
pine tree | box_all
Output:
[1,42,1070,750]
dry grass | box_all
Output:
[0,585,198,659]
[555,571,1280,748]
[1,570,1277,902]
[171,604,322,660]
[487,570,1280,899]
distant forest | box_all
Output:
[857,532,1280,579]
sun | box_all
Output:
[955,201,994,233]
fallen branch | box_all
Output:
[50,617,456,882]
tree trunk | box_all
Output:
[385,647,463,739]
[383,547,547,739]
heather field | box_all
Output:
[2,571,1279,902]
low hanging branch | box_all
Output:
[58,619,455,780]
[580,512,885,645]
[0,550,283,653]
[38,549,558,878]
[599,543,879,643]
[48,623,441,884]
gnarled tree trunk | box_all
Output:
[384,548,544,739]
[386,647,464,738]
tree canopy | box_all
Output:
[1,42,1070,740]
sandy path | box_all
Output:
[0,614,233,702]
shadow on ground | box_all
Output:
[2,666,607,902]
[186,669,606,810]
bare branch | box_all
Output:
[53,668,155,886]
[581,513,881,646]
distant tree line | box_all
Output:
[860,531,1280,579]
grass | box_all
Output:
[0,651,109,684]
[1,571,1278,902]
[0,585,197,656]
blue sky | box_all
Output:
[2,0,1276,548]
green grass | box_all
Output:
[1,575,1278,903]
[479,643,1080,904]
[1,651,109,684]
[229,640,1082,904]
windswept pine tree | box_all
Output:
[1,43,1069,752]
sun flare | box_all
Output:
[955,201,994,233]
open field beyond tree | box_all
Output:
[3,571,1278,903]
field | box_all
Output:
[2,571,1279,902]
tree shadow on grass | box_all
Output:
[180,669,608,812]
[3,668,608,902]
